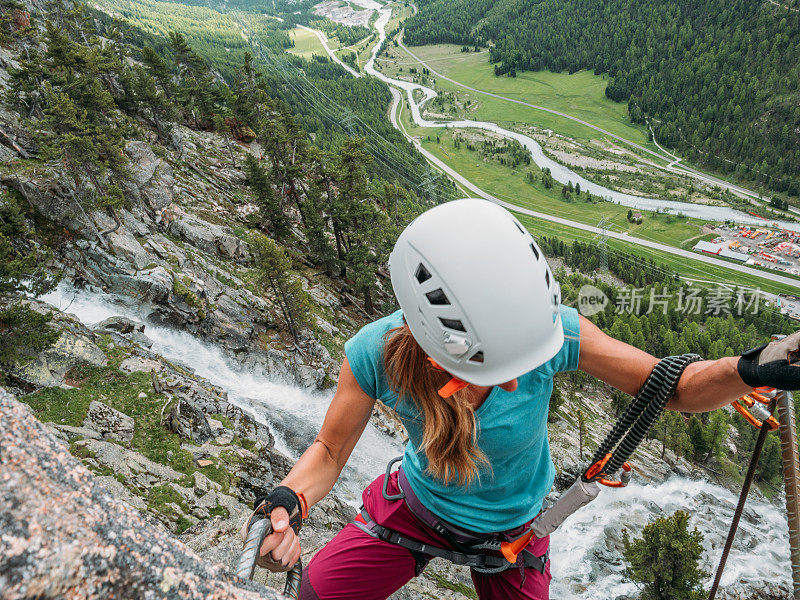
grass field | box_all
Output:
[413,126,702,247]
[387,43,661,152]
[288,27,328,59]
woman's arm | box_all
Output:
[577,315,751,413]
[280,357,377,506]
[248,357,376,569]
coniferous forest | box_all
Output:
[405,0,800,200]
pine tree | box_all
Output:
[623,511,706,600]
[169,32,225,128]
[244,154,289,239]
[0,191,59,368]
[250,234,312,348]
[335,137,389,314]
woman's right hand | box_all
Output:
[240,506,301,572]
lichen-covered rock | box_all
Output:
[0,387,283,600]
[94,316,143,335]
[74,438,183,487]
[84,401,135,443]
[4,298,107,388]
[168,213,250,262]
[107,227,153,270]
[163,397,214,445]
[125,141,176,211]
[46,422,103,443]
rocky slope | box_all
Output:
[1,125,351,389]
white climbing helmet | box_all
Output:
[389,198,563,386]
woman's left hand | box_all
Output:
[737,330,800,390]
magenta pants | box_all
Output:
[298,471,551,600]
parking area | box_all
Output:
[696,225,800,277]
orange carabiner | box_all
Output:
[585,455,632,487]
[731,394,779,431]
[598,462,632,488]
[584,453,611,481]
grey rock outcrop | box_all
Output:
[84,401,135,443]
[163,397,214,445]
[124,140,176,211]
[3,297,107,388]
[0,388,282,600]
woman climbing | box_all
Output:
[242,199,800,599]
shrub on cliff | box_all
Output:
[622,510,706,600]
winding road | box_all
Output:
[393,16,780,208]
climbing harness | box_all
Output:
[354,354,701,578]
[353,457,549,578]
[531,354,701,539]
[237,488,307,599]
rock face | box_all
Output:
[0,388,282,600]
[3,110,344,389]
[163,397,214,445]
[124,141,176,211]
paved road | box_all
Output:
[387,88,800,289]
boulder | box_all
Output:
[94,316,144,335]
[168,214,249,261]
[4,299,107,388]
[46,423,102,442]
[106,227,152,270]
[119,355,163,374]
[124,141,175,211]
[170,125,197,156]
[163,397,214,445]
[231,451,275,505]
[74,438,182,487]
[95,475,147,511]
[84,401,135,443]
[193,471,221,496]
[94,316,155,349]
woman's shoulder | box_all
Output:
[344,310,405,399]
[346,309,405,359]
[527,305,581,377]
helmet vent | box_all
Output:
[545,270,550,287]
[514,221,525,234]
[469,351,484,363]
[415,263,432,284]
[425,288,450,305]
[439,317,466,332]
[530,242,540,261]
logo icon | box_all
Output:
[577,285,608,316]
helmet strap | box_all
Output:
[426,357,470,398]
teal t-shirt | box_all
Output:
[344,305,581,533]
